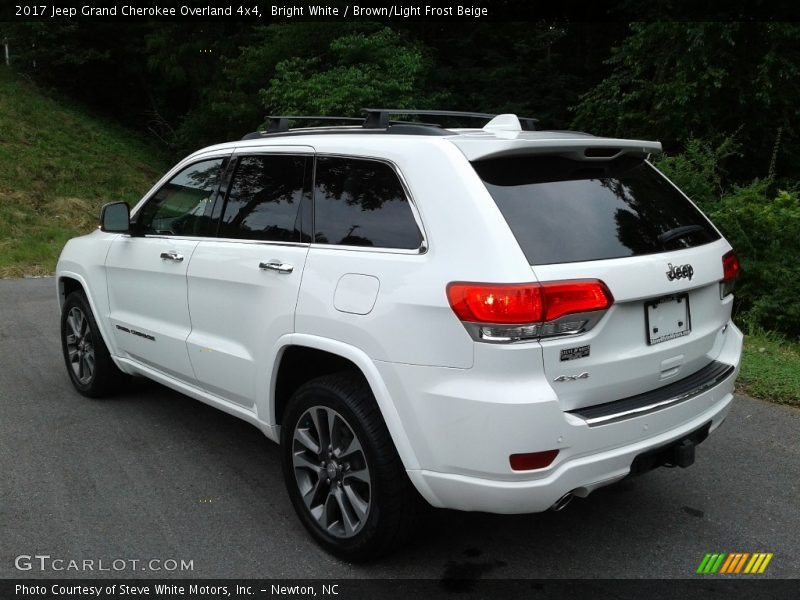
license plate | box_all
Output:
[645,294,691,345]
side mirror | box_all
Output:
[100,202,130,233]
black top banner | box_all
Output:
[2,0,800,22]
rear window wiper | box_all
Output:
[657,224,708,246]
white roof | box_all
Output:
[189,124,662,163]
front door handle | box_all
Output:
[160,251,184,262]
[259,260,294,274]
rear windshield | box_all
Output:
[472,155,720,265]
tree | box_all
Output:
[260,28,440,116]
[572,22,800,182]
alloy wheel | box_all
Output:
[65,307,95,385]
[291,406,371,538]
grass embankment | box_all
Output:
[0,68,169,277]
[739,331,800,408]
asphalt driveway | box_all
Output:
[1,277,798,579]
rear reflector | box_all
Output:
[509,450,559,471]
[446,280,613,325]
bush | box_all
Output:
[654,137,739,207]
[708,184,800,337]
[656,138,800,337]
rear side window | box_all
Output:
[313,157,423,250]
[472,156,720,265]
[219,155,309,242]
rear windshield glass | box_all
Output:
[472,156,720,265]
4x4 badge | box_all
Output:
[553,372,589,383]
[666,263,694,281]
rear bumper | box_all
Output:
[378,322,742,513]
[407,390,732,513]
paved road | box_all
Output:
[1,277,798,580]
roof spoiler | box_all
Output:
[452,137,663,162]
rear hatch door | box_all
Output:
[471,153,733,411]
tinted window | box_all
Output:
[472,156,720,265]
[219,155,308,242]
[314,157,423,249]
[138,158,225,236]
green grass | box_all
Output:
[739,330,800,407]
[0,68,169,277]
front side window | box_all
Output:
[138,158,226,236]
[313,157,423,250]
[219,155,309,242]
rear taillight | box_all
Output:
[721,250,740,297]
[540,281,614,321]
[446,283,543,324]
[446,280,613,343]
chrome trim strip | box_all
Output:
[576,363,735,427]
[308,243,424,256]
[458,309,608,344]
[137,235,311,248]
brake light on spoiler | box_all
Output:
[447,280,613,343]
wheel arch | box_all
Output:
[270,334,420,471]
[57,271,122,366]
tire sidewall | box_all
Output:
[60,291,121,397]
[61,293,97,394]
[280,378,393,559]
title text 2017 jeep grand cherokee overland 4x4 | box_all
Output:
[57,110,742,560]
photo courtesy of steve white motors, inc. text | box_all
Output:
[15,583,339,598]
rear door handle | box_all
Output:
[259,260,293,274]
[160,251,184,262]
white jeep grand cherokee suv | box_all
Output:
[57,110,743,560]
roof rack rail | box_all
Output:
[241,115,445,138]
[265,116,364,133]
[361,108,538,131]
[239,109,540,140]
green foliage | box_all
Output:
[572,22,800,182]
[709,184,800,336]
[654,136,740,206]
[656,135,800,337]
[404,22,624,127]
[171,23,367,154]
[260,28,441,116]
[5,23,155,128]
[5,21,625,155]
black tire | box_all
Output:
[60,290,125,398]
[281,372,421,561]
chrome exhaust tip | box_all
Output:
[550,492,575,512]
